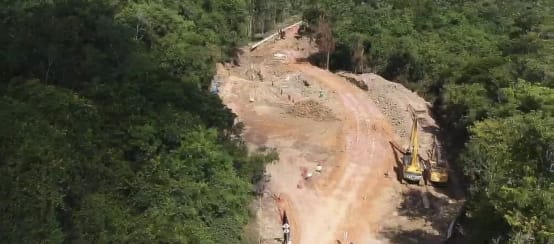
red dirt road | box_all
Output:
[281,63,398,244]
[219,28,399,243]
[218,26,457,244]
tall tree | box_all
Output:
[315,16,335,70]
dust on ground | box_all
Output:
[216,25,463,244]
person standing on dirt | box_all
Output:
[282,222,290,243]
[281,211,291,243]
[422,160,430,185]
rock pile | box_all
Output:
[371,93,409,139]
[340,73,412,140]
[288,99,336,121]
[343,76,369,91]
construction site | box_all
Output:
[215,23,465,244]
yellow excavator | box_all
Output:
[428,136,449,184]
[402,107,425,185]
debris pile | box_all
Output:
[373,95,408,138]
[245,64,264,81]
[339,73,410,139]
[288,99,336,121]
[339,73,444,163]
[343,76,368,91]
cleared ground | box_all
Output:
[217,26,463,244]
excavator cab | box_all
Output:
[429,166,448,183]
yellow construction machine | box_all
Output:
[428,136,449,184]
[402,106,425,185]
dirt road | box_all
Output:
[217,26,460,244]
[291,63,400,243]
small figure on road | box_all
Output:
[279,28,286,39]
[305,171,313,180]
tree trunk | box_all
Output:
[326,51,330,70]
[45,56,55,83]
[261,18,265,35]
[273,5,277,30]
[249,0,253,38]
[248,15,253,38]
[359,48,365,73]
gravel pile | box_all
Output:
[338,72,410,139]
[370,92,409,139]
[288,99,336,121]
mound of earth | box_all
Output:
[288,99,336,121]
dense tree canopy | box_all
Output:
[463,113,553,242]
[0,0,278,243]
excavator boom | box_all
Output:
[402,107,424,183]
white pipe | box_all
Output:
[250,21,304,51]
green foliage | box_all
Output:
[0,0,277,243]
[463,114,554,242]
[249,0,300,38]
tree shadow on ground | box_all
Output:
[381,228,443,244]
[388,141,405,183]
[432,183,455,198]
[421,124,440,135]
[399,189,451,223]
[295,51,325,66]
[381,188,457,244]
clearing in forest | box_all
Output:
[217,25,463,244]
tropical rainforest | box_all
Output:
[0,1,281,243]
[0,0,552,244]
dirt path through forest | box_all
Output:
[217,26,461,244]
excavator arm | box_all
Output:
[390,140,427,166]
[402,106,425,183]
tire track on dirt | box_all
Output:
[293,64,392,243]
